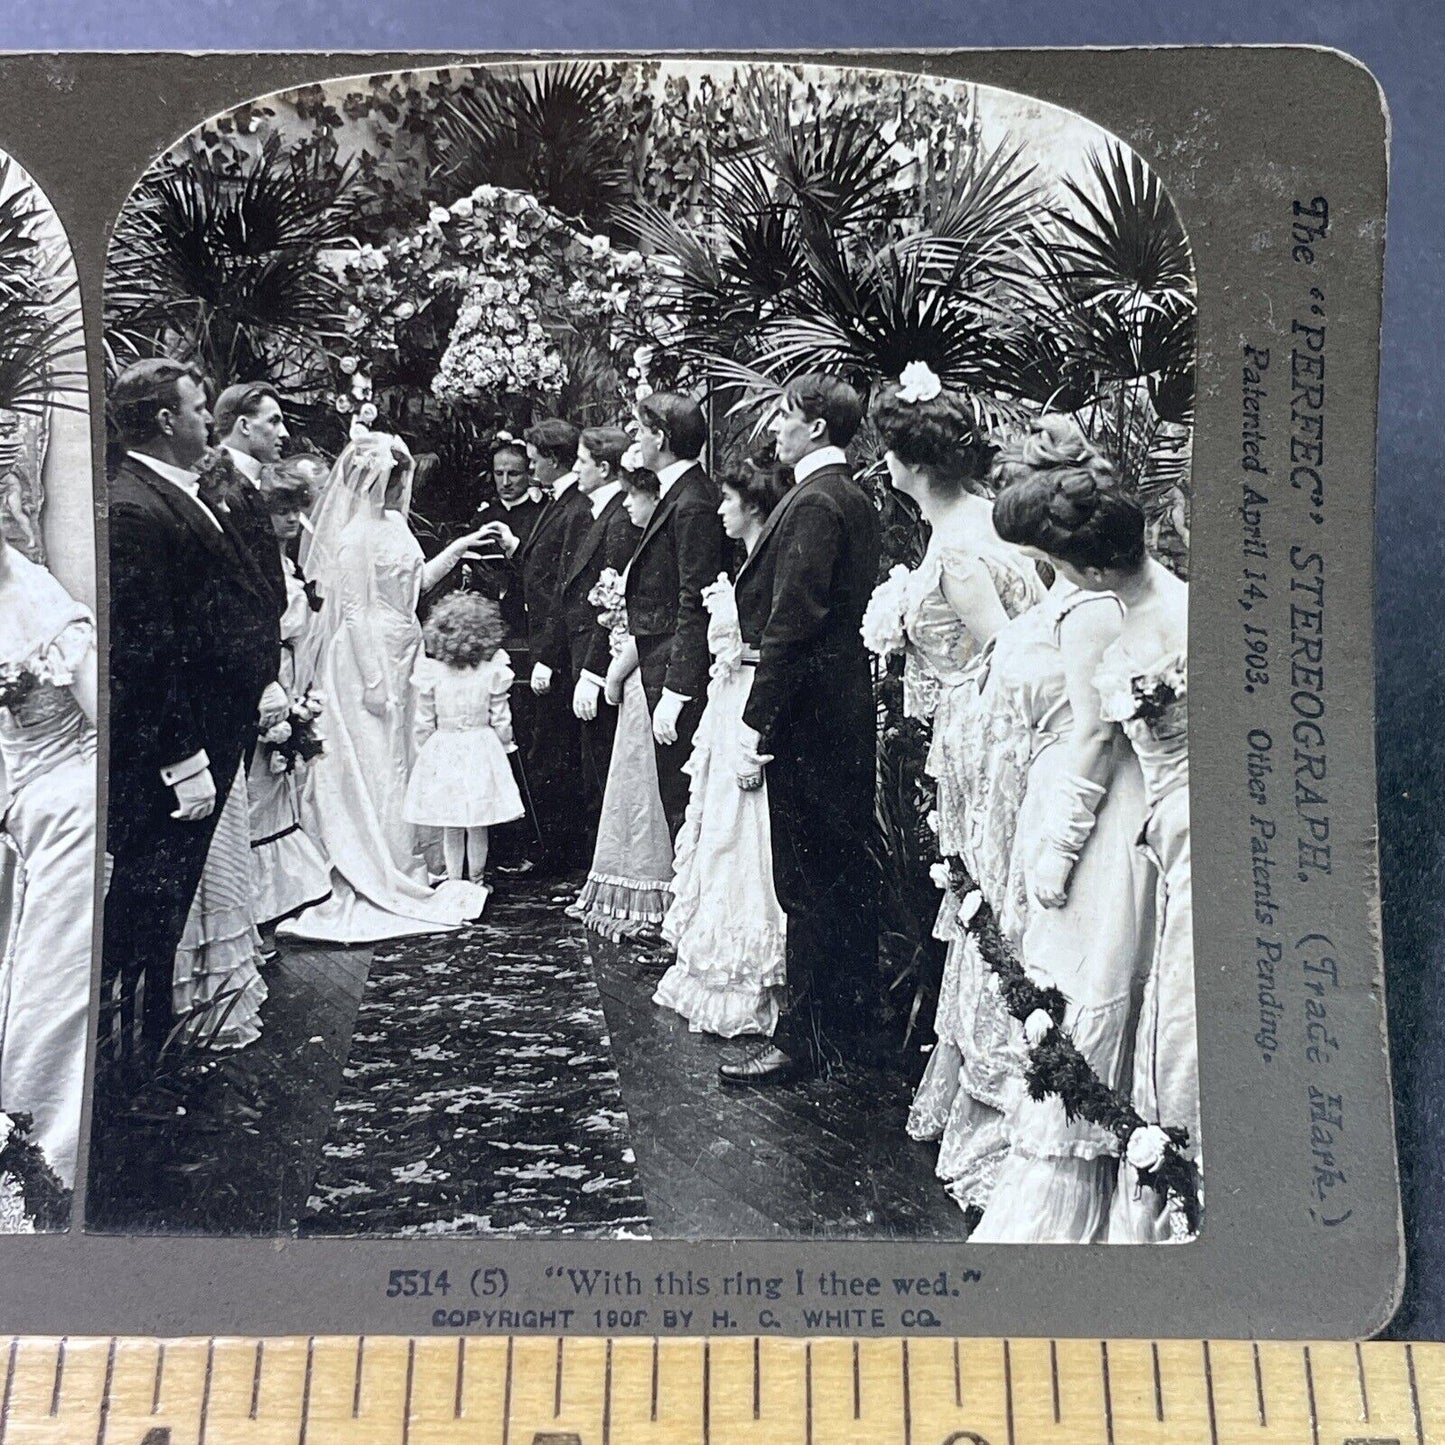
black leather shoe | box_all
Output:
[718,1046,810,1087]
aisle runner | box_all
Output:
[302,880,651,1238]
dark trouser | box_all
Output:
[103,742,244,1056]
[765,711,879,1066]
[636,633,703,842]
[525,657,589,868]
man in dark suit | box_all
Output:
[423,438,546,649]
[105,359,283,1059]
[483,418,593,869]
[624,393,724,839]
[537,426,642,823]
[213,381,291,618]
[721,374,881,1086]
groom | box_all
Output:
[721,374,881,1085]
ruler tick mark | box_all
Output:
[353,1336,365,1417]
[703,1339,711,1445]
[1003,1339,1015,1445]
[649,1337,658,1422]
[852,1339,861,1419]
[298,1336,315,1445]
[152,1343,165,1415]
[250,1340,263,1420]
[1151,1341,1164,1422]
[96,1337,117,1445]
[1049,1340,1060,1423]
[902,1339,912,1445]
[402,1339,415,1445]
[1407,1343,1426,1445]
[455,1337,465,1419]
[805,1341,813,1445]
[602,1339,612,1445]
[554,1337,564,1417]
[1253,1342,1267,1426]
[954,1338,962,1409]
[2,1338,18,1443]
[1355,1340,1370,1421]
[1099,1342,1114,1445]
[197,1338,214,1445]
[502,1337,514,1445]
[1204,1341,1220,1445]
[50,1337,66,1417]
[1302,1345,1320,1445]
[753,1336,760,1420]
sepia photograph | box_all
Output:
[0,147,93,1232]
[86,56,1198,1247]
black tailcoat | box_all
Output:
[734,460,882,1060]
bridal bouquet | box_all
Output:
[860,564,915,659]
[0,662,36,713]
[588,567,630,655]
[1096,657,1187,726]
[262,688,327,776]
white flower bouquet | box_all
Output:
[860,564,915,659]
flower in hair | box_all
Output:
[621,441,646,473]
[897,361,942,405]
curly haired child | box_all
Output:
[404,593,524,883]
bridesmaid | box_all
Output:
[969,419,1154,1244]
[868,366,1044,1219]
[573,468,675,939]
[654,457,790,1038]
[247,457,332,930]
[0,532,97,1192]
[992,442,1196,1242]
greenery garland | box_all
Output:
[0,1112,71,1232]
[945,857,1203,1235]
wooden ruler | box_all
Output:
[0,1335,1439,1444]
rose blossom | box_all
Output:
[1125,1125,1172,1173]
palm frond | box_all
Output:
[1050,142,1194,305]
[429,63,630,226]
[0,158,86,414]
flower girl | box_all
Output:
[403,593,525,886]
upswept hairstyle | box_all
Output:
[991,416,1146,572]
[260,453,328,513]
[620,465,661,498]
[423,591,506,668]
[213,380,282,440]
[522,417,580,468]
[869,382,994,493]
[719,455,789,522]
[784,373,864,450]
[579,425,631,477]
[109,358,207,447]
[636,392,707,461]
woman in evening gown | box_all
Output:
[280,432,490,944]
[247,457,332,929]
[654,459,790,1038]
[0,534,97,1192]
[868,373,1045,1218]
[992,428,1196,1242]
[969,420,1155,1244]
[573,469,675,940]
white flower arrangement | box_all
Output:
[1023,1009,1055,1046]
[928,862,951,890]
[860,563,914,658]
[1125,1125,1173,1173]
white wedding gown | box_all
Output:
[280,446,485,944]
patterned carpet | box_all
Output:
[301,879,651,1238]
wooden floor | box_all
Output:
[589,929,969,1241]
[88,873,969,1242]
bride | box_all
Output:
[280,431,489,944]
